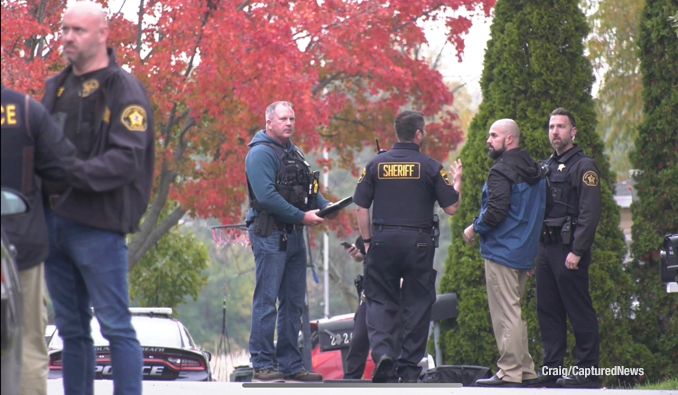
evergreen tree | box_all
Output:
[629,0,678,382]
[438,0,647,385]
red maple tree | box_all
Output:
[2,0,494,270]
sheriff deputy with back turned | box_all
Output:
[352,110,462,383]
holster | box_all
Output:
[560,216,573,245]
[354,275,364,298]
[253,211,274,237]
[432,214,440,248]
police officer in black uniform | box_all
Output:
[343,236,406,380]
[343,236,370,380]
[353,110,462,383]
[1,85,76,394]
[536,108,602,389]
[38,3,155,393]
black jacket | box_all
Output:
[1,86,76,270]
[543,146,601,255]
[480,148,544,229]
[41,49,155,234]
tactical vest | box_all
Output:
[247,142,318,213]
[544,151,585,220]
[1,88,35,195]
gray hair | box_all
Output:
[266,101,294,121]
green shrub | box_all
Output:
[628,0,678,384]
[438,0,646,387]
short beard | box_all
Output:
[488,141,506,160]
[488,149,503,160]
[550,137,570,153]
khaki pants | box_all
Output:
[19,264,48,395]
[485,259,537,383]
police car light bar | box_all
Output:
[129,307,173,316]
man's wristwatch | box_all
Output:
[363,237,372,244]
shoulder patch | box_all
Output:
[378,162,420,180]
[121,105,147,132]
[103,107,111,124]
[357,167,367,184]
[582,171,599,187]
[440,169,451,186]
[81,79,99,98]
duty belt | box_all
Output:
[274,222,304,232]
[373,224,431,234]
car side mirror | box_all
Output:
[204,351,212,362]
[1,188,30,216]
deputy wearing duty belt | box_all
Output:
[353,110,462,383]
[536,108,602,389]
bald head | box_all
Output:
[61,2,110,75]
[64,2,108,27]
[491,119,520,143]
[486,119,520,159]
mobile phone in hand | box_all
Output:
[341,241,352,249]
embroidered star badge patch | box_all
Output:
[121,105,147,132]
[583,171,599,187]
[357,167,367,184]
[440,169,451,186]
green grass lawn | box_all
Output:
[635,378,678,390]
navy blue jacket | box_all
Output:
[245,130,328,225]
[1,87,76,270]
[473,148,546,271]
[41,48,155,234]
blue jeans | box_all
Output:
[44,207,142,395]
[248,226,307,375]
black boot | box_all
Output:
[557,374,602,388]
[372,356,394,383]
[530,370,559,388]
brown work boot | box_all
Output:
[283,369,323,383]
[252,368,285,383]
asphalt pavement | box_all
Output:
[46,380,673,394]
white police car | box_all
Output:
[48,307,212,381]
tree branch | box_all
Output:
[184,1,218,79]
[432,34,452,71]
[136,0,145,54]
[129,206,186,270]
[312,72,343,97]
[127,115,193,270]
[114,0,128,16]
[237,0,252,12]
[450,82,467,94]
[161,104,178,146]
[29,0,48,61]
[332,116,369,129]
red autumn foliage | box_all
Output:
[2,0,494,267]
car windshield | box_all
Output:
[49,316,183,349]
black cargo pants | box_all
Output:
[364,227,436,382]
[536,241,600,371]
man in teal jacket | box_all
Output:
[245,101,332,383]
